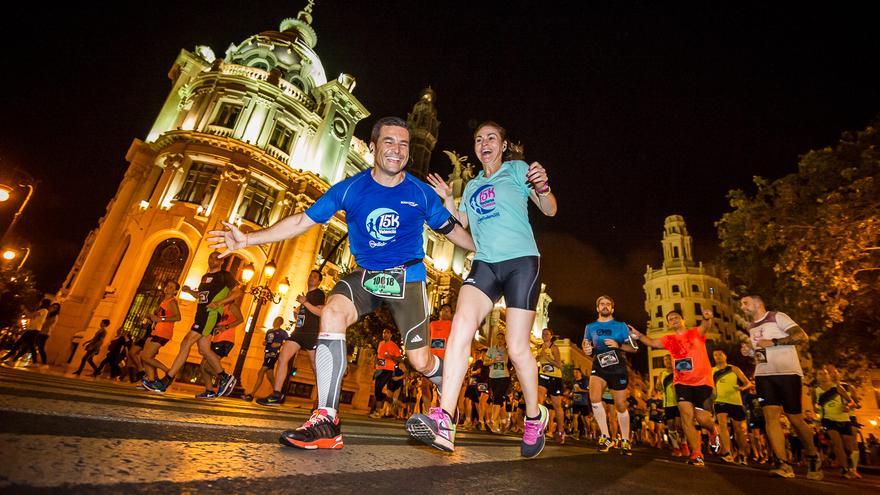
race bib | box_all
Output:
[572,393,585,403]
[597,350,620,368]
[674,357,694,372]
[755,348,767,363]
[377,358,386,367]
[477,383,489,393]
[468,377,478,386]
[361,266,406,299]
[541,364,556,374]
[492,362,506,371]
[296,313,305,328]
[431,338,446,349]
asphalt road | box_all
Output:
[0,365,876,494]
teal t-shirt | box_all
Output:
[487,346,510,378]
[459,160,540,263]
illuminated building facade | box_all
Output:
[643,215,739,389]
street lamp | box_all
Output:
[0,168,36,245]
[231,260,289,394]
[0,185,11,202]
[1,247,30,270]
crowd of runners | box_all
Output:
[9,116,874,481]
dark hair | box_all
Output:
[473,120,507,141]
[165,280,180,291]
[439,303,452,311]
[100,319,111,326]
[596,295,614,307]
[310,269,324,282]
[665,310,682,320]
[741,293,764,304]
[370,116,409,145]
[47,303,61,318]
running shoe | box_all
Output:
[737,455,749,466]
[242,394,254,402]
[806,455,823,480]
[671,447,682,457]
[405,407,456,452]
[597,435,614,453]
[521,404,549,459]
[256,393,283,406]
[554,431,565,445]
[217,374,237,397]
[720,452,735,463]
[680,442,691,457]
[368,411,382,419]
[195,390,217,399]
[143,379,167,393]
[279,409,343,450]
[770,462,795,479]
[708,429,721,454]
[687,455,706,467]
[619,439,633,456]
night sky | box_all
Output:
[3,2,879,350]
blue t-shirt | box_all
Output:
[306,170,450,282]
[264,329,286,356]
[584,319,631,353]
[572,377,590,405]
[459,160,540,263]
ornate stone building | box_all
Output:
[643,215,739,389]
[406,87,440,180]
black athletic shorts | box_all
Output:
[572,404,592,416]
[288,330,317,351]
[210,341,234,358]
[331,270,429,350]
[821,418,853,436]
[464,256,540,311]
[134,336,148,348]
[591,366,629,391]
[191,309,222,337]
[489,377,511,404]
[149,335,170,346]
[387,378,404,393]
[374,369,394,402]
[675,384,714,411]
[538,375,564,396]
[664,406,680,420]
[714,402,747,422]
[755,374,802,415]
[465,384,480,402]
[262,355,278,369]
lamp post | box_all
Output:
[232,260,289,395]
[0,168,36,246]
[1,247,30,271]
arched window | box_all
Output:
[121,239,189,339]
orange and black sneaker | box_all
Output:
[279,409,343,450]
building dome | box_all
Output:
[223,3,327,93]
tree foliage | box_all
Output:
[0,267,39,328]
[717,119,880,373]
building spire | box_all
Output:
[298,0,315,24]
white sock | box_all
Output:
[617,410,630,441]
[592,403,609,438]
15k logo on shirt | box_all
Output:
[469,184,498,216]
[366,208,400,247]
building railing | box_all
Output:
[219,64,314,109]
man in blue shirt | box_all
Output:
[583,295,638,454]
[208,116,474,450]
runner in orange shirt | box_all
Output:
[195,301,242,399]
[630,309,720,466]
[420,303,452,410]
[370,329,402,418]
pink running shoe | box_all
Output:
[521,405,549,458]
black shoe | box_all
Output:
[256,393,284,406]
[279,409,343,449]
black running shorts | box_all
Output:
[538,375,564,396]
[463,256,540,311]
[590,366,629,391]
[262,355,278,370]
[821,418,853,436]
[755,374,803,415]
[210,341,234,358]
[288,330,317,351]
[675,384,714,411]
[714,402,747,421]
[149,335,170,346]
[664,406,680,420]
[489,377,511,404]
[331,270,429,350]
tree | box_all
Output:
[717,119,880,374]
[0,267,39,328]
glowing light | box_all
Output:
[241,263,255,283]
[277,277,290,295]
[263,260,277,280]
[0,185,11,202]
[871,419,878,427]
[139,200,150,210]
[2,250,16,260]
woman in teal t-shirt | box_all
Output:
[406,120,557,458]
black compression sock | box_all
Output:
[526,414,541,421]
